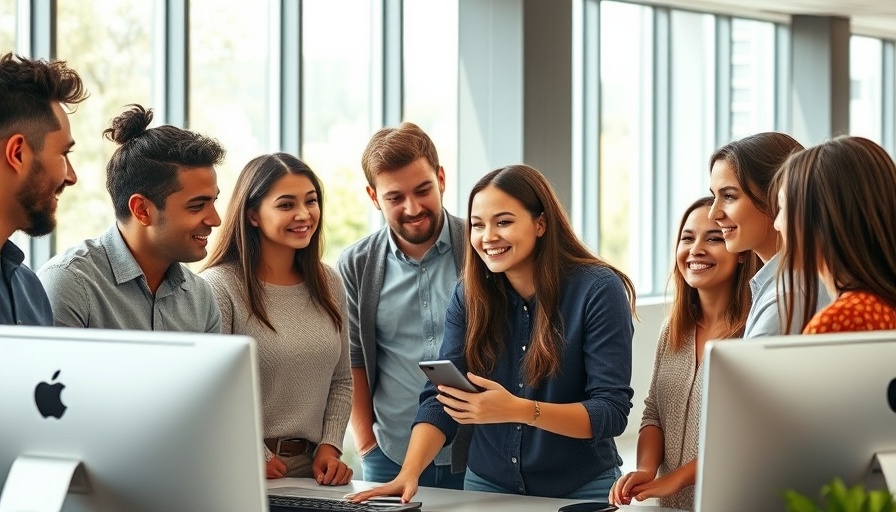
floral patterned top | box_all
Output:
[803,290,896,334]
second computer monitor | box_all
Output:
[696,331,896,512]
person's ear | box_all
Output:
[366,185,381,211]
[436,166,446,194]
[535,213,546,237]
[129,194,153,226]
[3,134,28,174]
[248,210,259,227]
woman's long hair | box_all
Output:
[463,164,636,388]
[203,153,342,332]
[776,136,896,330]
[667,197,758,351]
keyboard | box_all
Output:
[267,494,422,512]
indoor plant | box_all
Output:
[784,478,896,512]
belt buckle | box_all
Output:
[277,438,306,457]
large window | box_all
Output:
[599,1,654,292]
[54,0,153,253]
[302,0,372,264]
[189,0,270,261]
[730,18,776,139]
[14,1,891,301]
[597,5,780,295]
[850,36,883,142]
[1,0,13,51]
[669,10,716,256]
[404,0,459,214]
[302,0,374,474]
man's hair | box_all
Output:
[0,53,87,151]
[104,104,225,220]
[360,122,440,188]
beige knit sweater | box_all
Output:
[640,320,701,511]
[201,264,352,452]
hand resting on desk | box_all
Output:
[348,423,447,504]
[346,472,419,504]
[267,456,288,479]
[266,444,353,485]
[313,443,353,486]
[609,460,695,506]
[609,470,654,505]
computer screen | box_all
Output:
[0,325,267,512]
[696,331,896,512]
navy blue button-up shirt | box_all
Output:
[0,240,53,326]
[415,264,634,498]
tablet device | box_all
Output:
[557,502,617,512]
[418,360,481,393]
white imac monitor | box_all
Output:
[696,331,896,512]
[0,325,267,512]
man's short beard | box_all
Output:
[395,208,443,245]
[17,159,58,237]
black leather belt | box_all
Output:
[264,438,312,457]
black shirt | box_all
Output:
[0,240,53,326]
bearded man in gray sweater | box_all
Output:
[338,122,467,488]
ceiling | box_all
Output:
[641,0,896,37]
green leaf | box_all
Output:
[784,477,896,512]
[845,485,866,511]
[864,490,896,512]
[823,479,850,512]
[784,490,822,512]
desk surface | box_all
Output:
[267,478,684,512]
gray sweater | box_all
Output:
[201,264,352,452]
[337,214,469,471]
[641,320,699,510]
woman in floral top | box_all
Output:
[773,136,896,334]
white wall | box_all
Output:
[617,298,669,470]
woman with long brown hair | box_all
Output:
[610,197,757,510]
[708,131,829,336]
[774,136,896,333]
[201,153,352,485]
[352,164,636,502]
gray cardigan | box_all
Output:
[337,213,469,471]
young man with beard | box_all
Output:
[38,104,224,333]
[0,53,87,326]
[338,122,466,488]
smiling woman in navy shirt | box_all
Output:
[352,164,636,503]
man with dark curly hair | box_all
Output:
[0,52,87,326]
[38,104,225,333]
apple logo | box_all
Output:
[34,370,67,419]
[889,378,896,413]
